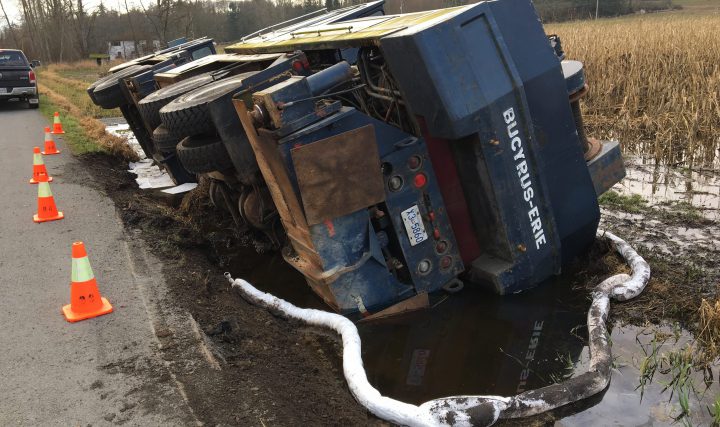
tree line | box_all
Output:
[0,0,674,63]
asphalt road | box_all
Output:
[0,102,198,425]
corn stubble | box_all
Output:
[548,14,720,167]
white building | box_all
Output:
[108,40,161,59]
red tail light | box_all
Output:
[29,70,36,84]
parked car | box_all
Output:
[0,49,40,108]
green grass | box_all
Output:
[658,201,707,224]
[56,68,104,85]
[709,396,720,424]
[598,191,648,213]
[37,100,105,155]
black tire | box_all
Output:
[91,65,152,109]
[176,135,233,174]
[138,73,216,130]
[152,124,181,153]
[87,63,140,103]
[159,71,257,137]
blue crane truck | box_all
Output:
[88,0,625,316]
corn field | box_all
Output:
[547,13,720,167]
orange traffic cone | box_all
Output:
[29,147,53,184]
[62,242,113,322]
[51,111,65,135]
[33,180,64,223]
[41,127,60,155]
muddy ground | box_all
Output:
[79,151,718,426]
[80,152,386,426]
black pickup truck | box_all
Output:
[0,49,39,108]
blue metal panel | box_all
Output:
[379,0,601,293]
[381,139,464,292]
[275,107,462,312]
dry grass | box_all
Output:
[48,59,124,79]
[179,176,211,215]
[546,13,720,167]
[39,67,119,118]
[38,82,138,161]
[36,60,138,160]
[698,298,720,361]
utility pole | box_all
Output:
[595,0,599,19]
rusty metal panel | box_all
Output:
[291,125,385,226]
[359,292,429,323]
[233,97,318,259]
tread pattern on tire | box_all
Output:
[152,125,181,153]
[176,135,233,174]
[91,65,152,109]
[159,72,257,137]
[138,73,215,130]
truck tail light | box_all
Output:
[29,70,36,84]
[413,173,427,188]
[440,255,453,270]
[292,58,310,72]
[407,155,422,170]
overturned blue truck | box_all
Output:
[88,0,625,316]
[227,0,625,314]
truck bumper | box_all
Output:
[0,86,37,99]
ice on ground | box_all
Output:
[106,122,194,193]
[163,183,198,194]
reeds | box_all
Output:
[547,13,720,167]
[698,298,720,361]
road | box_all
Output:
[0,103,199,425]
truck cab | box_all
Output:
[0,49,39,108]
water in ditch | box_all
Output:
[222,159,719,425]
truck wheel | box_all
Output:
[88,64,147,103]
[152,124,181,153]
[176,135,234,174]
[138,73,216,130]
[159,71,257,137]
[91,64,152,109]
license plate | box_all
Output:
[401,205,428,246]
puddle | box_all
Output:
[614,156,720,221]
[225,244,719,425]
[559,324,720,426]
[225,249,328,311]
[357,276,588,402]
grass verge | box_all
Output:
[36,97,103,155]
[36,63,138,161]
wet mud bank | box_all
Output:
[79,151,719,426]
[77,152,382,425]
